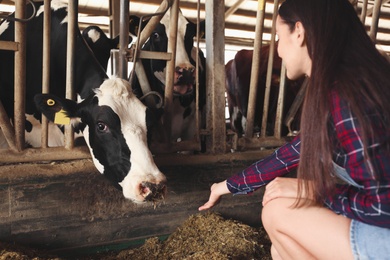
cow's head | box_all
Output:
[82,25,133,72]
[129,11,205,97]
[34,78,166,204]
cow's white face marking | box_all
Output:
[36,0,68,24]
[82,125,105,173]
[87,29,101,43]
[93,78,166,202]
[157,11,194,86]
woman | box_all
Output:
[199,0,390,259]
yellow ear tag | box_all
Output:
[54,109,70,125]
[47,99,55,106]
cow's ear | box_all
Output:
[34,94,78,125]
[112,34,133,49]
[129,15,141,36]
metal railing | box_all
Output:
[0,0,385,164]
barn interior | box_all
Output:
[0,0,389,257]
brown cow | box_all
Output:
[225,44,303,137]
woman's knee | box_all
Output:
[261,198,291,231]
[271,245,282,260]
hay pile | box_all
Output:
[114,212,271,260]
[0,213,272,260]
[0,242,59,260]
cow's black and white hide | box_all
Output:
[82,25,133,72]
[0,1,166,203]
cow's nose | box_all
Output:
[140,181,167,202]
[176,66,195,83]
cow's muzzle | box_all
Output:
[173,66,196,96]
[141,181,167,203]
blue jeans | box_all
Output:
[333,162,390,260]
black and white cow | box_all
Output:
[82,25,133,72]
[0,0,166,203]
[129,10,206,145]
[82,25,120,71]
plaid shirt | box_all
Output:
[227,90,390,228]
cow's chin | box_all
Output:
[173,84,194,96]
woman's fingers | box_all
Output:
[263,177,299,206]
[198,196,220,211]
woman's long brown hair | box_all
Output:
[278,0,390,206]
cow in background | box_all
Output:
[82,25,133,72]
[0,0,166,203]
[129,10,206,148]
[225,45,303,137]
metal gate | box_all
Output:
[0,0,386,165]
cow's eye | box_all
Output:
[152,32,160,40]
[96,122,108,133]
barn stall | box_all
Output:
[0,0,389,258]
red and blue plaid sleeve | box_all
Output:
[324,91,390,228]
[226,135,300,194]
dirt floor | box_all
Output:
[0,212,271,260]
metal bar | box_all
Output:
[260,0,278,138]
[128,0,170,106]
[118,0,129,79]
[195,0,201,143]
[0,41,19,51]
[135,50,172,60]
[41,0,51,148]
[360,0,368,24]
[137,0,170,47]
[205,0,226,153]
[163,0,179,145]
[245,0,266,138]
[14,0,27,151]
[65,0,77,149]
[369,0,382,41]
[225,0,247,19]
[273,61,286,139]
[0,146,91,164]
[284,77,308,135]
[0,145,275,167]
[109,0,120,77]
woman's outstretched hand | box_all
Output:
[198,180,230,211]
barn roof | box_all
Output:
[1,0,390,53]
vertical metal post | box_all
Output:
[163,0,179,145]
[119,0,129,79]
[195,0,201,142]
[41,0,51,148]
[245,0,266,138]
[360,0,368,24]
[205,0,226,153]
[260,0,278,138]
[273,61,286,138]
[369,0,381,41]
[14,0,27,151]
[64,0,77,149]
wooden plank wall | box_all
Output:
[0,158,266,254]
